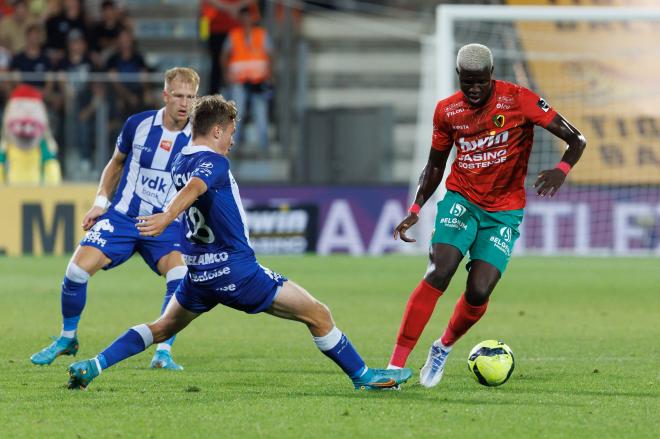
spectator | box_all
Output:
[90,0,127,67]
[105,26,149,127]
[0,0,38,55]
[222,6,273,156]
[45,0,89,65]
[59,28,103,176]
[10,23,54,95]
[200,0,259,94]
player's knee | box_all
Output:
[465,279,494,306]
[425,266,454,291]
[149,320,177,343]
[309,301,334,333]
[65,262,90,284]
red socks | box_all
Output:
[388,279,443,368]
[440,293,488,347]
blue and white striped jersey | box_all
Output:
[110,108,192,217]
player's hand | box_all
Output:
[534,168,566,197]
[393,213,419,243]
[81,206,106,231]
[136,212,174,237]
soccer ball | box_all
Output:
[467,340,515,387]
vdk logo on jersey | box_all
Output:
[136,168,173,208]
[457,130,509,152]
[450,203,466,217]
[159,140,172,151]
[493,114,505,128]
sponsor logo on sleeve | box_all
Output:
[197,161,213,177]
[537,98,550,112]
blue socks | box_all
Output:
[157,267,186,352]
[313,327,367,380]
[60,262,90,337]
[96,324,153,370]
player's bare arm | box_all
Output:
[137,176,208,237]
[394,148,452,243]
[81,148,127,231]
[534,113,586,198]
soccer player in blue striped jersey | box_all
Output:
[31,67,200,371]
[66,95,413,391]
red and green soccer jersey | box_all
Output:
[432,80,557,211]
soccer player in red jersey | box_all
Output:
[387,43,587,387]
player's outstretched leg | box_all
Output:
[150,266,187,371]
[68,296,199,390]
[267,281,413,390]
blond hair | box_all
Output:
[164,67,200,91]
[191,94,238,137]
[456,44,493,72]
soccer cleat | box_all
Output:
[353,367,413,390]
[30,336,79,365]
[67,359,100,390]
[419,342,451,388]
[150,350,184,371]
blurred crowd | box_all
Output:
[0,0,151,179]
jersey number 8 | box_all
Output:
[185,206,215,244]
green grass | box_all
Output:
[0,255,658,438]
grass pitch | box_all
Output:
[0,255,658,438]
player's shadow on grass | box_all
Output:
[227,368,337,375]
[215,383,585,406]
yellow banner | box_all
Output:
[0,185,96,256]
[507,0,660,183]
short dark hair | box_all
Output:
[191,95,238,138]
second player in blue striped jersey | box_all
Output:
[30,67,200,372]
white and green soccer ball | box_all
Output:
[467,340,515,387]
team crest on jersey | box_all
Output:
[159,140,172,151]
[493,114,505,128]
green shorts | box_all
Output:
[431,190,523,275]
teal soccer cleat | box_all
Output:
[150,350,184,371]
[353,367,413,390]
[67,359,100,390]
[30,336,79,365]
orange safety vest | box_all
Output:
[227,26,269,84]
